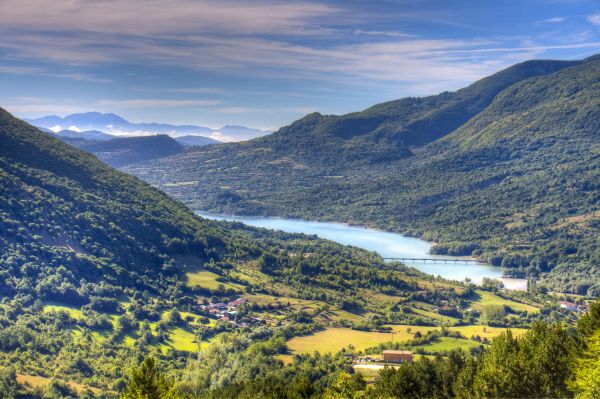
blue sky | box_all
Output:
[1,0,599,130]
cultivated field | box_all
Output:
[284,324,528,357]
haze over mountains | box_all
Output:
[26,112,273,142]
[126,54,600,295]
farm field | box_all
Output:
[410,306,460,325]
[186,270,237,290]
[284,324,529,357]
[469,290,540,313]
[414,336,483,352]
[244,293,367,322]
[16,374,103,396]
[451,324,527,339]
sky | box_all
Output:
[1,0,599,130]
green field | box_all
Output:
[414,337,483,352]
[186,270,224,289]
[470,290,540,313]
[43,302,84,319]
[410,306,460,325]
[285,326,437,355]
[185,270,245,292]
[245,293,367,323]
[160,326,202,353]
[451,324,527,339]
[44,301,210,353]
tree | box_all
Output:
[166,309,182,325]
[472,323,577,398]
[121,357,179,399]
[570,330,600,399]
[0,367,18,399]
[577,301,600,339]
[480,304,505,324]
[46,379,77,399]
[324,372,367,398]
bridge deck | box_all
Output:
[383,257,483,264]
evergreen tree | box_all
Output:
[121,357,179,399]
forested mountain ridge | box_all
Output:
[0,108,231,300]
[67,134,185,167]
[126,55,600,295]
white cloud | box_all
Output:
[2,0,599,102]
[354,30,415,38]
[0,0,339,37]
[3,98,91,116]
[104,127,164,137]
[67,125,82,132]
[540,17,565,24]
[49,125,62,133]
[0,65,109,82]
[216,107,258,114]
[209,131,237,142]
[588,14,600,26]
[97,99,221,108]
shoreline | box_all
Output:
[196,210,482,263]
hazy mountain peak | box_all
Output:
[26,112,270,142]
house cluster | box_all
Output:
[559,301,587,313]
[201,297,248,322]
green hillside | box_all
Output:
[5,107,555,396]
[125,55,600,295]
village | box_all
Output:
[199,297,264,327]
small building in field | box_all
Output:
[559,301,578,312]
[383,350,413,363]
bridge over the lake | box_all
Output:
[383,257,484,264]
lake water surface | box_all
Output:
[198,213,526,289]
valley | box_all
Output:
[0,104,582,398]
[197,212,519,286]
[1,53,599,398]
[126,55,600,297]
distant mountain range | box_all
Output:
[45,128,218,168]
[25,112,272,142]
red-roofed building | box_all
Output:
[383,350,413,363]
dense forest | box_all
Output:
[126,55,600,295]
[0,107,591,398]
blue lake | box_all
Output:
[198,213,526,289]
